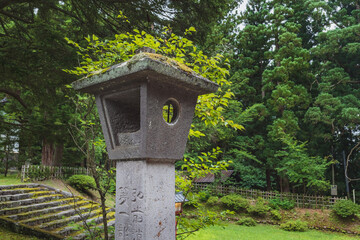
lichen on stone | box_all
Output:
[128,52,194,74]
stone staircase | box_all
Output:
[0,184,115,239]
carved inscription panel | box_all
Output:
[117,186,145,240]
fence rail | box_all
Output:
[21,164,90,182]
[194,183,345,209]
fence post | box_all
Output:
[21,165,24,182]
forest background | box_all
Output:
[0,0,359,199]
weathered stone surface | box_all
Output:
[95,80,198,161]
[72,50,218,240]
[72,53,218,95]
[116,160,175,240]
[0,184,116,240]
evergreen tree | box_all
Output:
[306,0,360,195]
[227,0,331,193]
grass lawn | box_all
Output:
[188,224,360,240]
[0,174,23,185]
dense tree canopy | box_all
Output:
[0,0,359,198]
[0,0,240,167]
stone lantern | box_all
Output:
[72,48,218,240]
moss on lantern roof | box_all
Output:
[128,52,194,74]
[72,52,218,95]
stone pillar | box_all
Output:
[72,48,218,240]
[116,160,175,239]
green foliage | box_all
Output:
[27,166,52,181]
[67,175,96,192]
[65,27,243,136]
[97,167,116,194]
[332,200,360,219]
[270,210,282,221]
[198,191,211,202]
[247,198,270,216]
[269,198,295,210]
[221,194,249,212]
[69,218,115,240]
[280,220,308,232]
[175,149,232,238]
[176,207,221,240]
[207,196,219,206]
[236,217,257,227]
[275,135,331,193]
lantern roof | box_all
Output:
[72,52,218,95]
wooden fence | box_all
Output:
[194,183,345,209]
[21,164,90,182]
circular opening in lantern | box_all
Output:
[162,99,179,124]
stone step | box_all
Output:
[0,184,116,240]
[38,207,107,231]
[0,190,56,202]
[21,202,100,226]
[69,218,116,240]
[0,187,47,196]
[58,211,115,238]
[0,184,40,190]
[7,200,91,221]
[0,197,82,216]
[0,194,63,209]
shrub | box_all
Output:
[269,198,295,210]
[27,166,53,181]
[221,194,249,211]
[247,198,270,216]
[207,196,219,206]
[236,217,257,227]
[270,209,282,221]
[280,220,307,232]
[332,200,359,218]
[198,191,210,202]
[68,175,96,192]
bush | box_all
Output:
[247,198,270,216]
[270,209,282,221]
[27,166,53,181]
[280,220,307,232]
[207,196,219,206]
[236,217,257,227]
[269,198,295,210]
[68,175,96,192]
[332,200,359,218]
[221,194,249,211]
[198,191,211,202]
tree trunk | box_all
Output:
[282,176,290,192]
[53,143,63,166]
[41,138,63,166]
[41,137,54,166]
[266,169,272,191]
[4,146,9,177]
[279,175,283,192]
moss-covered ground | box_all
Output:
[0,225,41,240]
